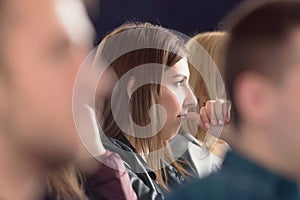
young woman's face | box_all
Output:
[160,58,197,140]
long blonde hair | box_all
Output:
[97,22,190,190]
[45,165,88,200]
[184,31,228,153]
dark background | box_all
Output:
[88,0,242,44]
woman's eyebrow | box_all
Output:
[172,74,187,79]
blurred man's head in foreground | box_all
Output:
[224,0,300,178]
[0,0,94,168]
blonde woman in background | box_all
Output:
[183,31,230,159]
[169,31,231,179]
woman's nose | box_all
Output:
[184,85,198,109]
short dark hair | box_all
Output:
[225,0,300,126]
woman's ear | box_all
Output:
[127,76,135,99]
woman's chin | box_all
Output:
[161,125,180,141]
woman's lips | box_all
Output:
[177,114,187,119]
[178,112,199,120]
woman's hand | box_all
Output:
[184,99,232,141]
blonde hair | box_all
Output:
[98,22,190,190]
[183,31,228,153]
[45,165,88,200]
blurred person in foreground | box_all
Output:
[0,0,136,199]
[170,1,300,199]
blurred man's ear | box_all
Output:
[234,71,277,127]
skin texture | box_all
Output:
[160,58,197,141]
[0,0,96,199]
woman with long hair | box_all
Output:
[169,31,230,180]
[182,31,230,159]
[90,22,200,199]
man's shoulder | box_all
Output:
[169,170,267,200]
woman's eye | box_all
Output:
[175,79,185,86]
